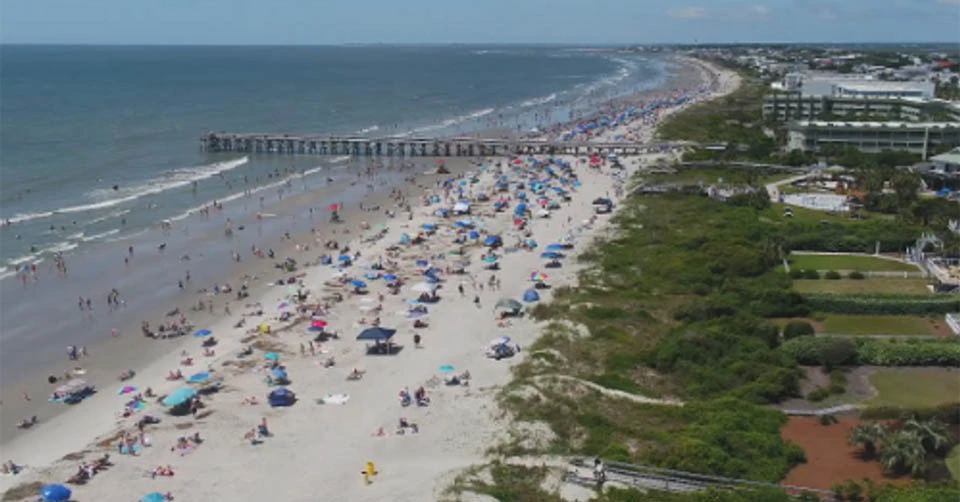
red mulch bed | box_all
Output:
[781,416,912,490]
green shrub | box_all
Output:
[784,321,816,340]
[829,370,847,394]
[860,403,960,425]
[819,414,839,426]
[781,337,960,367]
[825,270,843,280]
[805,295,960,315]
[844,480,864,501]
[789,268,805,279]
[802,269,821,280]
[848,271,866,280]
[807,387,830,402]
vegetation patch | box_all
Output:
[867,369,960,408]
[780,337,960,367]
[792,278,932,296]
[788,254,919,272]
[822,315,939,336]
[804,295,960,316]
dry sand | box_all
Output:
[0,58,741,502]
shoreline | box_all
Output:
[0,57,741,501]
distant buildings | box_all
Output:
[763,94,960,122]
[787,121,960,157]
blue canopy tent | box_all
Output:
[268,387,297,407]
[523,289,541,302]
[356,327,397,341]
[162,387,197,407]
[40,484,72,502]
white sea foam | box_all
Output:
[357,125,380,134]
[42,241,79,254]
[7,253,40,266]
[2,157,249,225]
[88,209,131,225]
[80,228,121,242]
[105,228,149,243]
[409,108,496,135]
[520,93,557,108]
[0,266,14,281]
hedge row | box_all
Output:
[780,337,960,367]
[805,295,960,315]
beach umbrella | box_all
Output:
[484,235,501,247]
[268,387,296,407]
[453,202,470,213]
[495,298,522,311]
[193,329,212,338]
[264,352,280,361]
[119,385,137,395]
[469,231,480,240]
[454,219,472,228]
[490,336,511,346]
[415,259,429,267]
[531,272,548,282]
[546,243,565,251]
[327,203,341,211]
[513,203,528,216]
[162,387,197,407]
[411,282,437,293]
[523,289,540,303]
[540,251,562,260]
[422,223,437,231]
[356,326,397,341]
[338,255,352,263]
[439,365,455,374]
[383,273,398,282]
[483,255,498,264]
[311,320,328,329]
[271,368,288,380]
[350,279,367,289]
[40,484,72,502]
[400,233,411,245]
[187,372,211,384]
[141,494,166,502]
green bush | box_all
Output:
[829,369,847,394]
[802,269,820,280]
[844,480,864,501]
[819,414,839,426]
[805,295,960,315]
[860,403,960,425]
[848,271,866,280]
[781,337,960,367]
[783,321,816,340]
[807,387,830,402]
[789,268,805,279]
[825,270,843,280]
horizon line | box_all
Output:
[1,41,958,48]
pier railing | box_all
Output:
[199,132,691,157]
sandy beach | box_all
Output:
[0,57,740,502]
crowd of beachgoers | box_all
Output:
[0,58,740,502]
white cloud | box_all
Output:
[668,7,709,19]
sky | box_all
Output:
[1,0,959,45]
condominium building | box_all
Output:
[787,121,960,157]
[763,94,960,122]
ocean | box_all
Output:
[0,45,670,384]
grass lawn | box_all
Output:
[948,444,960,481]
[643,167,793,186]
[789,254,918,272]
[792,278,931,295]
[866,369,960,408]
[822,314,937,336]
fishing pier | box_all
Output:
[200,133,686,157]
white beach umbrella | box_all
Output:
[411,282,438,293]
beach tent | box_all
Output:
[356,327,397,341]
[40,484,71,502]
[268,388,296,408]
[495,298,523,312]
[162,387,197,407]
[383,274,398,282]
[350,279,367,289]
[193,329,212,338]
[523,289,540,302]
[540,251,562,260]
[141,493,167,502]
[469,231,481,240]
[484,235,502,247]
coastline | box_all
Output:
[0,57,741,502]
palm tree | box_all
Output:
[879,430,927,477]
[901,418,952,455]
[849,422,888,458]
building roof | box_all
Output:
[794,120,960,129]
[930,148,960,165]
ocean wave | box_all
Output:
[409,108,496,135]
[357,125,380,134]
[105,228,149,243]
[7,253,40,266]
[42,241,79,254]
[0,266,14,281]
[4,157,249,225]
[80,228,121,242]
[88,209,131,225]
[520,93,557,108]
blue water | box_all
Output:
[0,45,670,384]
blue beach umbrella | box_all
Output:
[383,274,398,282]
[271,368,288,380]
[439,365,455,374]
[523,289,541,302]
[484,235,501,247]
[264,352,280,361]
[546,244,565,251]
[141,493,167,502]
[469,231,480,240]
[162,387,197,407]
[338,255,352,263]
[350,279,367,289]
[422,223,437,231]
[483,255,498,264]
[187,372,211,384]
[416,259,429,267]
[540,251,562,260]
[40,484,71,502]
[193,329,212,338]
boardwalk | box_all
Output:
[199,132,690,157]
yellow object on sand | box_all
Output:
[363,461,377,484]
[258,323,270,334]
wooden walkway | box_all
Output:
[199,132,691,157]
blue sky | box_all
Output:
[1,0,958,45]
